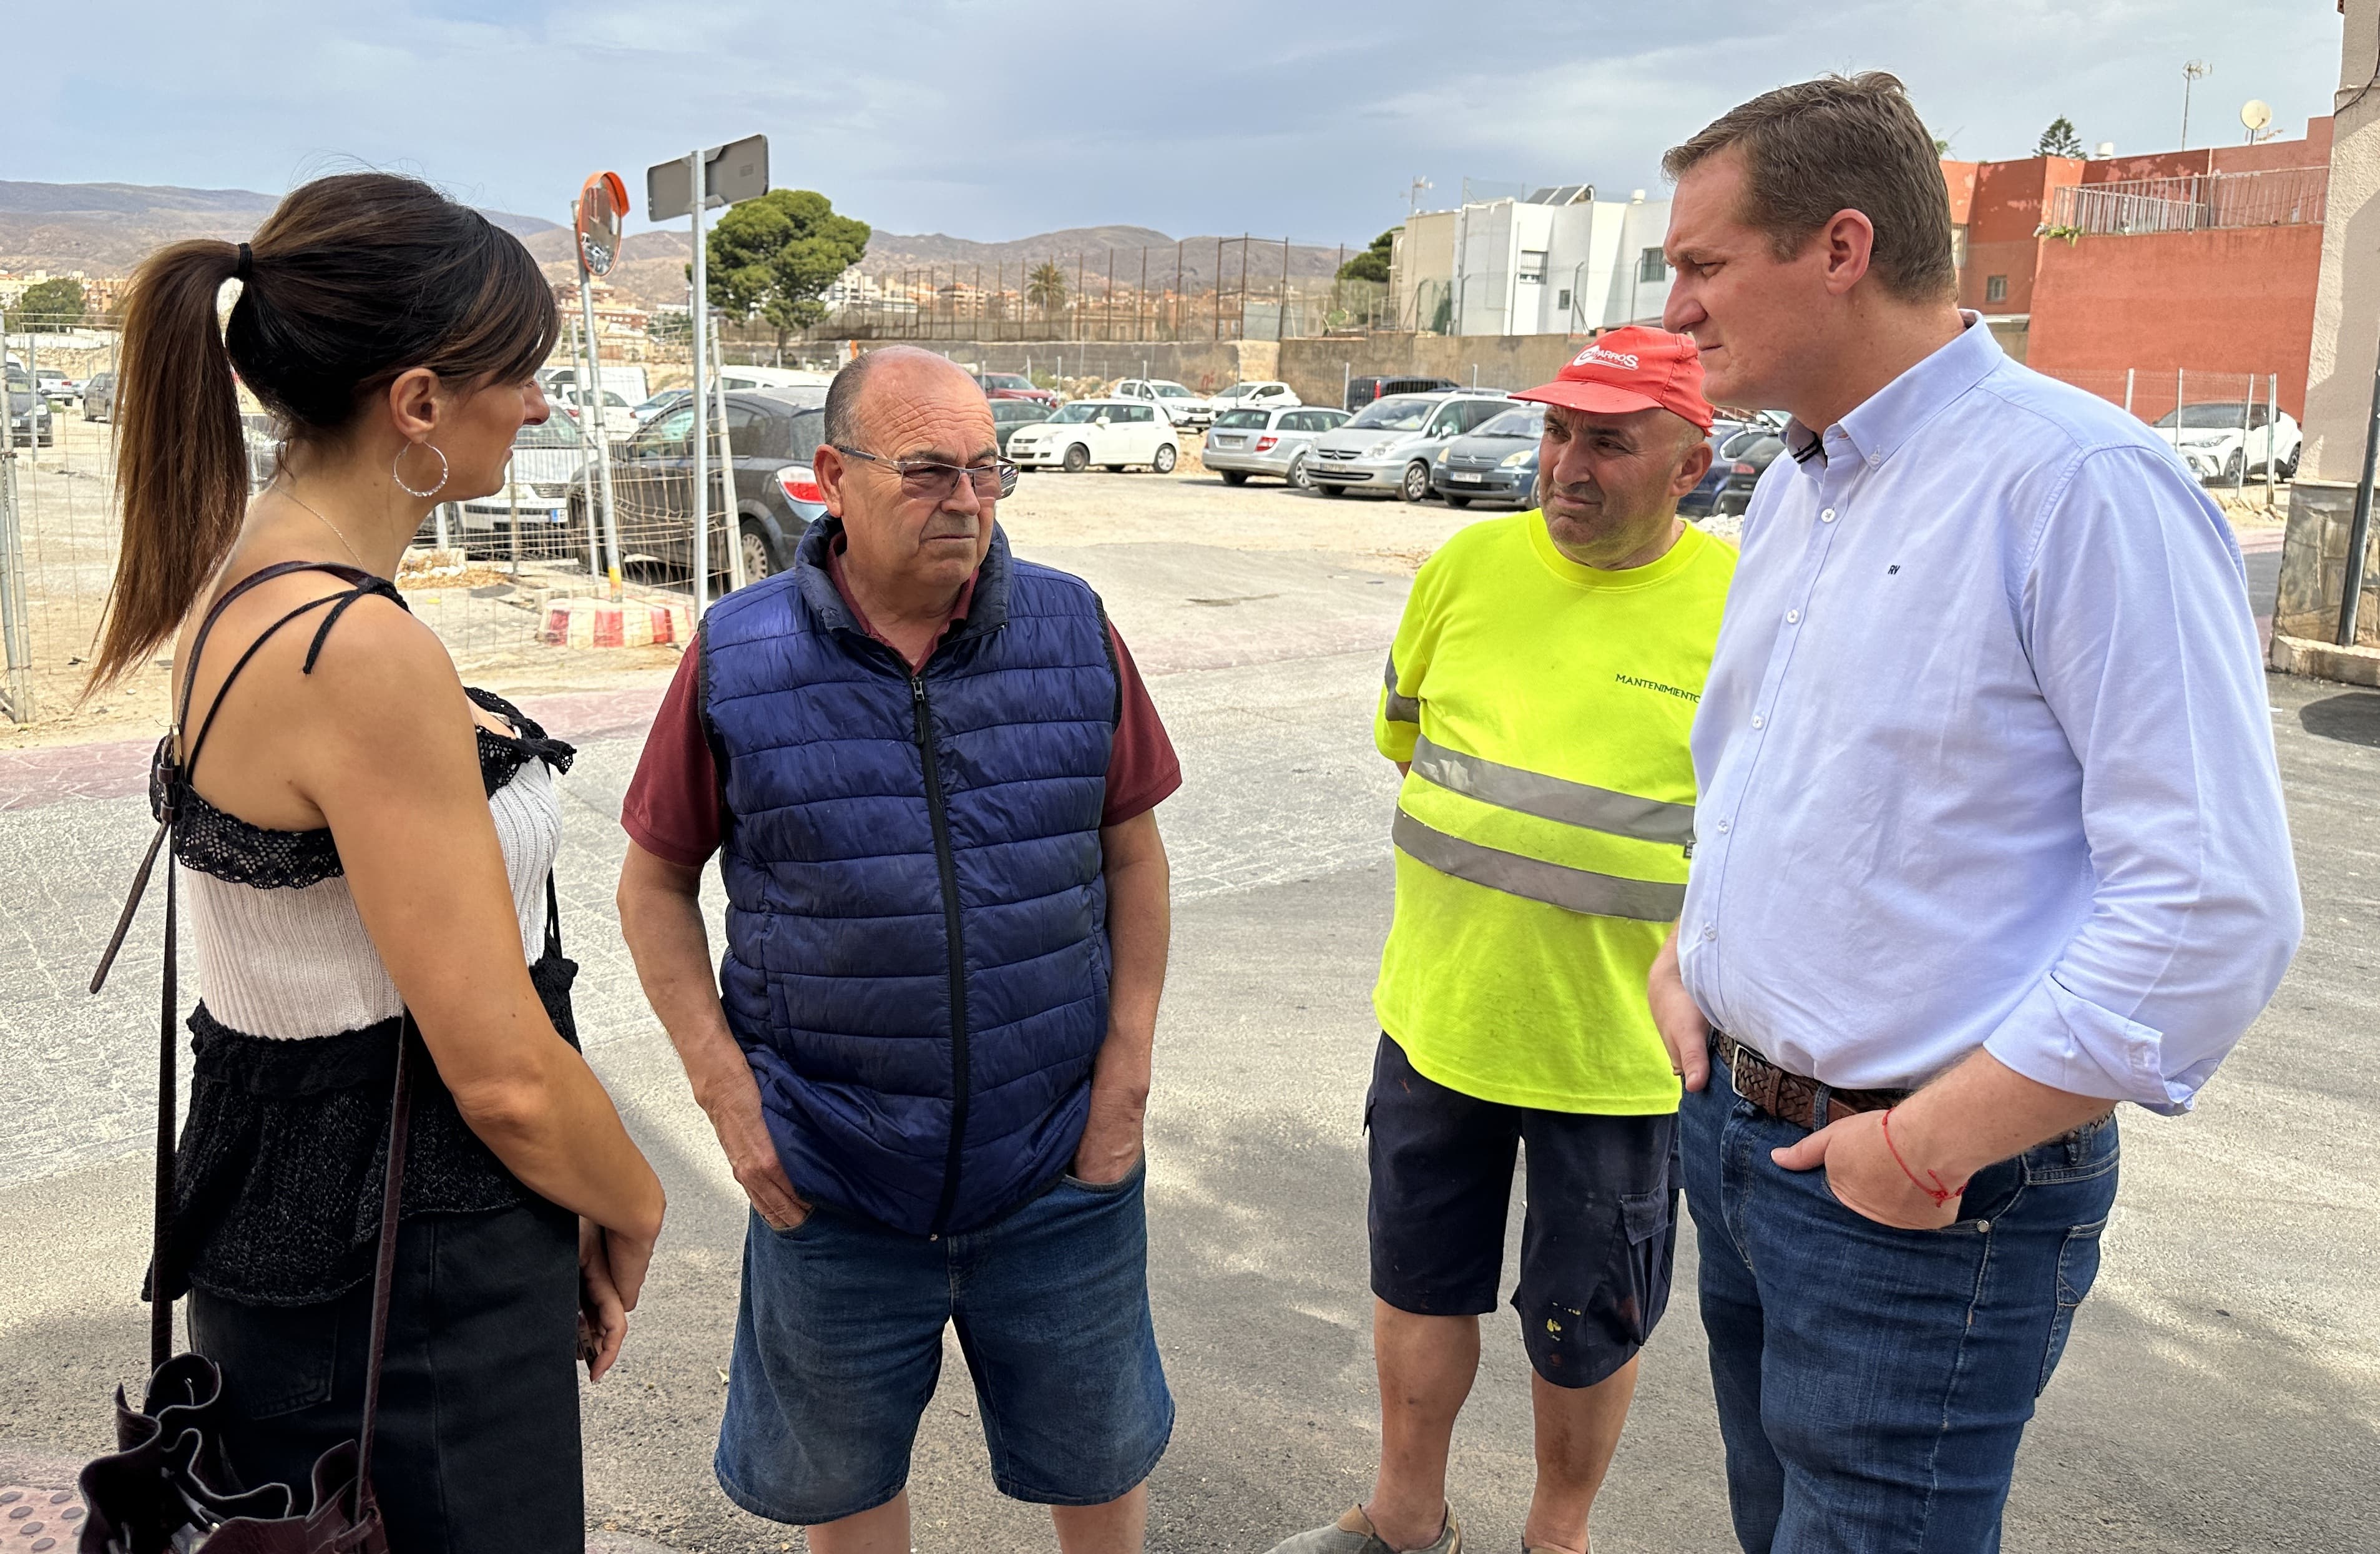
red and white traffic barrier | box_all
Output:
[540,597,692,649]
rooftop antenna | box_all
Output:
[2180,59,2211,149]
[1407,175,1434,215]
[2241,98,2273,144]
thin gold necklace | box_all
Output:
[275,479,370,571]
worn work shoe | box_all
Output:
[1263,1505,1462,1554]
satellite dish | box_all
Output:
[2241,99,2273,132]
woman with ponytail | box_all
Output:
[92,172,665,1551]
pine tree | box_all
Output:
[2037,117,2086,159]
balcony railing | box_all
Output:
[2045,166,2328,236]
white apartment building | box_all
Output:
[1392,185,1675,337]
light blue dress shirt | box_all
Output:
[1679,316,2301,1113]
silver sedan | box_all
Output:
[1200,405,1352,488]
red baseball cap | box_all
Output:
[1512,325,1715,432]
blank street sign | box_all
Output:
[647,134,771,221]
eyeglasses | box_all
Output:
[832,445,1019,502]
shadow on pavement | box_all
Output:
[2298,691,2380,747]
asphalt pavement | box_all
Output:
[0,506,2366,1553]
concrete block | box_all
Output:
[2270,632,2380,686]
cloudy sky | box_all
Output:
[13,0,2349,245]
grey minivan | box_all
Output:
[1306,392,1512,501]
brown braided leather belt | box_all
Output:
[1714,1032,1907,1131]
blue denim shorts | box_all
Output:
[715,1163,1173,1525]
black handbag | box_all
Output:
[77,562,418,1554]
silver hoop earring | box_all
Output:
[393,442,449,499]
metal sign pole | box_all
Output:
[2336,321,2380,647]
[572,309,599,576]
[689,149,711,620]
[2265,372,2280,505]
[2234,390,2250,494]
[711,320,745,591]
[0,419,32,724]
[577,262,624,597]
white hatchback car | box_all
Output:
[1210,380,1301,414]
[1006,400,1181,474]
[1114,378,1217,427]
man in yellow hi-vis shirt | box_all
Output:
[1266,328,1732,1554]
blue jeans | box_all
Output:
[1680,1056,2120,1553]
[715,1163,1173,1525]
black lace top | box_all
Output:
[154,689,580,1307]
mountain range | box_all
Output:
[2,182,1358,313]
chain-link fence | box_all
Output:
[0,314,731,729]
[806,237,1381,343]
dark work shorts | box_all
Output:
[1366,1033,1680,1388]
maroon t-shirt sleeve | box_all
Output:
[1102,624,1181,827]
[620,622,1178,860]
[621,640,726,868]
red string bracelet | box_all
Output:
[1879,1108,1966,1207]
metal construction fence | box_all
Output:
[804,238,1394,343]
[0,308,2306,727]
[0,315,728,727]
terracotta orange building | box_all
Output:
[1941,119,2331,419]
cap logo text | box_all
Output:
[1572,344,1640,371]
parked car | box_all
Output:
[1430,403,1547,507]
[5,368,54,447]
[1202,405,1353,488]
[977,371,1059,406]
[1308,391,1512,501]
[1112,378,1217,428]
[1346,375,1457,411]
[1677,423,1776,519]
[2153,400,2301,482]
[453,410,595,554]
[552,385,641,428]
[541,364,652,405]
[992,398,1055,453]
[1005,399,1180,473]
[1210,380,1301,414]
[627,388,689,431]
[34,368,76,403]
[79,371,116,421]
[566,388,830,586]
[715,365,833,394]
[1675,430,1785,519]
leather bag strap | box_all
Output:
[353,1015,417,1508]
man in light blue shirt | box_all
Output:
[1648,74,2302,1553]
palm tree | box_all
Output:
[1026,261,1067,323]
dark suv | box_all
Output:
[1346,375,1457,411]
[570,388,830,588]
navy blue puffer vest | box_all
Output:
[701,521,1119,1237]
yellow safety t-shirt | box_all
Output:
[1374,510,1735,1113]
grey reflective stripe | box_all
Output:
[1382,654,1421,724]
[1410,734,1695,846]
[1393,810,1686,922]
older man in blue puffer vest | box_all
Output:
[617,347,1181,1550]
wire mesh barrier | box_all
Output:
[804,239,1396,343]
[0,317,737,729]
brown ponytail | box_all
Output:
[87,172,560,691]
[87,239,250,688]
